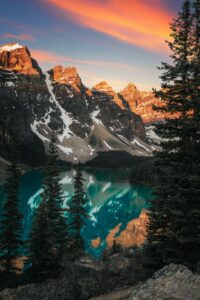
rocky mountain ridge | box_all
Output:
[0,43,42,75]
[0,43,154,165]
[91,81,167,125]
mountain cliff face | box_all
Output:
[0,43,42,75]
[90,81,168,125]
[118,84,166,124]
[0,43,153,165]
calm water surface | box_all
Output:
[0,168,152,257]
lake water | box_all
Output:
[0,168,152,257]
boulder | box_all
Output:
[129,264,200,300]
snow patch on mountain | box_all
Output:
[132,137,152,154]
[44,72,73,141]
[145,126,161,144]
[5,81,15,87]
[91,109,103,126]
[0,43,23,52]
[30,120,49,143]
[103,141,113,150]
[102,182,112,192]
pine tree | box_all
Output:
[192,0,200,117]
[0,158,23,273]
[28,133,67,274]
[43,133,67,261]
[112,238,121,254]
[28,199,53,274]
[67,165,89,260]
[146,0,200,270]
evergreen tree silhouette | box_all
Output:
[0,152,23,273]
[147,0,200,270]
[29,133,67,275]
[67,164,89,260]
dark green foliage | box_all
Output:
[28,133,67,275]
[0,159,23,273]
[112,239,122,254]
[28,199,54,275]
[147,0,200,271]
[67,165,89,259]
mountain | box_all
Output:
[0,43,42,75]
[0,43,153,166]
[118,83,166,124]
[90,82,168,125]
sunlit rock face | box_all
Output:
[129,264,200,300]
[49,65,83,93]
[117,83,169,124]
[106,209,148,248]
[92,81,122,107]
[93,81,116,97]
[136,91,169,124]
[118,83,140,110]
[0,43,152,165]
[91,237,101,248]
[0,43,42,75]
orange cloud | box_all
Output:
[31,49,136,71]
[45,0,172,52]
[2,33,36,42]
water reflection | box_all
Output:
[0,168,152,257]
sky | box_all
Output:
[0,0,184,91]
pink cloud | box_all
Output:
[31,49,137,71]
[44,0,172,53]
[2,33,36,42]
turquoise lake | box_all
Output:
[0,168,152,257]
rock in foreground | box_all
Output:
[1,263,199,300]
[129,264,200,300]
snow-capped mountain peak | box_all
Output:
[0,43,154,165]
[0,42,23,52]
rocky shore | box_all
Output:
[0,250,199,300]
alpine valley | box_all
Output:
[0,43,162,168]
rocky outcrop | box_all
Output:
[0,43,153,166]
[1,263,199,300]
[93,81,116,98]
[92,81,124,113]
[0,43,42,75]
[90,264,200,300]
[129,264,200,300]
[0,263,103,300]
[0,252,143,300]
[136,91,168,124]
[118,84,168,124]
[49,65,84,93]
[0,64,64,165]
[118,83,140,110]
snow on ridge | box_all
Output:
[132,137,152,153]
[145,126,161,142]
[102,182,111,193]
[117,134,131,146]
[44,72,73,142]
[88,175,95,187]
[103,140,113,150]
[91,109,103,126]
[5,81,15,87]
[88,145,96,156]
[31,120,49,142]
[0,43,23,52]
[57,144,73,155]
